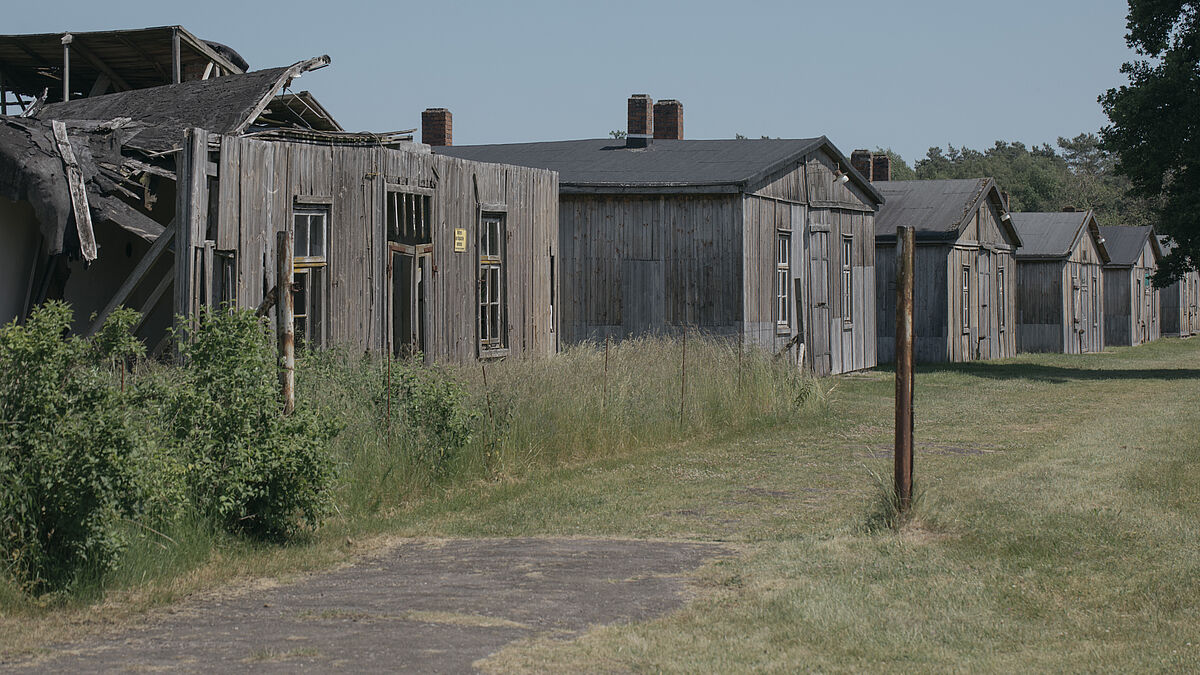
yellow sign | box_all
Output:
[454,228,468,252]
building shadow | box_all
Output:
[876,361,1200,384]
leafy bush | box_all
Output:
[169,309,339,540]
[378,359,480,477]
[0,302,137,591]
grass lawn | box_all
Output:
[413,339,1200,672]
[4,338,1198,671]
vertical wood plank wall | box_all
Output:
[875,198,1016,363]
[1015,231,1105,354]
[181,133,558,363]
[1161,270,1200,337]
[557,193,741,343]
[1104,241,1161,347]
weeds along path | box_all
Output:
[5,538,728,673]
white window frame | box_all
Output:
[293,203,330,348]
[479,213,507,355]
[961,264,971,334]
[841,236,853,328]
[776,231,791,333]
[997,266,1006,332]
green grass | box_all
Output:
[3,336,1199,671]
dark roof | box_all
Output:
[437,136,882,201]
[0,26,248,102]
[874,178,1019,245]
[1098,225,1160,267]
[1011,211,1108,261]
[34,57,330,153]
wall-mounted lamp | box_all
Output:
[1098,237,1106,244]
[1000,212,1011,222]
[834,170,849,184]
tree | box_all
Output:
[1100,1,1200,286]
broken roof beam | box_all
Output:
[233,55,331,134]
[50,120,96,261]
[86,218,175,336]
[174,26,244,79]
[68,36,133,92]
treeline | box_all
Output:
[881,133,1156,228]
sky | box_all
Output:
[6,1,1139,166]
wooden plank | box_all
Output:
[133,271,173,332]
[87,221,176,335]
[50,121,96,261]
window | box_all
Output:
[293,204,328,347]
[776,232,790,332]
[961,265,971,334]
[479,213,507,353]
[841,236,853,327]
[997,267,1006,331]
[387,191,432,245]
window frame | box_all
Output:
[776,230,791,333]
[961,264,971,334]
[997,266,1006,332]
[841,235,853,328]
[292,202,331,348]
[478,212,508,357]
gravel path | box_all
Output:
[9,537,727,673]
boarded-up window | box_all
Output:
[841,236,852,326]
[776,232,790,331]
[479,214,507,353]
[293,204,329,347]
[961,265,971,334]
[997,267,1006,331]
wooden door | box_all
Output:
[808,230,831,375]
[978,252,991,358]
[389,246,430,357]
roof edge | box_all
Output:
[231,55,331,135]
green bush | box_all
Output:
[169,308,339,540]
[0,302,137,591]
[378,359,480,477]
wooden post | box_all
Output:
[61,34,71,102]
[603,335,610,409]
[894,226,915,513]
[679,329,687,428]
[171,28,182,84]
[277,231,295,415]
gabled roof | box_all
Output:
[0,26,248,102]
[1098,225,1161,268]
[874,177,1020,246]
[437,136,883,202]
[34,56,331,153]
[1011,210,1109,263]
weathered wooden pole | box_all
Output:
[895,226,915,512]
[679,329,687,428]
[276,231,295,415]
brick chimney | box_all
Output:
[850,150,872,180]
[871,152,891,181]
[422,108,452,147]
[653,99,683,140]
[627,94,653,148]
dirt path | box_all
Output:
[9,538,728,673]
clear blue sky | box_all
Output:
[7,1,1137,165]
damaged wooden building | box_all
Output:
[436,95,883,376]
[874,178,1021,363]
[0,27,559,362]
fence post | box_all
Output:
[895,226,915,512]
[276,231,295,416]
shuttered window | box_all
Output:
[776,232,790,331]
[479,214,507,353]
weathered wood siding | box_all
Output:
[1016,227,1105,354]
[1104,240,1161,347]
[181,132,558,363]
[876,194,1016,363]
[557,193,742,343]
[1160,269,1199,337]
[746,148,877,376]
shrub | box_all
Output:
[378,359,480,478]
[0,302,137,591]
[169,309,338,540]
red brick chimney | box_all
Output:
[653,99,682,140]
[871,152,891,181]
[850,150,872,180]
[422,108,452,147]
[627,94,653,148]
